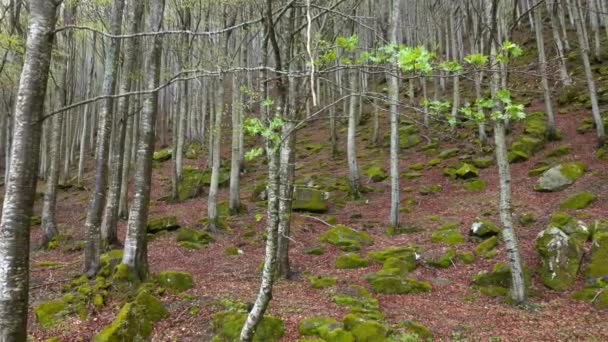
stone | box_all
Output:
[536,227,584,290]
[472,157,493,169]
[319,225,373,251]
[474,236,499,257]
[399,127,422,149]
[463,179,486,191]
[308,275,337,289]
[35,300,69,329]
[212,311,284,342]
[585,220,608,287]
[431,225,464,245]
[469,218,501,239]
[367,246,419,263]
[176,228,213,246]
[146,216,179,234]
[408,163,426,171]
[93,292,168,341]
[535,162,586,192]
[349,319,388,342]
[403,321,433,340]
[546,145,571,158]
[438,148,460,159]
[305,246,325,255]
[292,187,328,213]
[508,150,529,163]
[364,165,387,182]
[155,271,194,293]
[419,184,442,195]
[336,253,370,269]
[152,148,172,162]
[428,248,457,268]
[299,317,341,336]
[454,163,479,179]
[366,272,432,295]
[559,191,596,210]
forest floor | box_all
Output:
[25,99,608,341]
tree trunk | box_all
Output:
[122,0,165,281]
[207,75,224,232]
[0,0,60,338]
[84,0,125,277]
[388,0,400,230]
[546,0,573,86]
[229,72,242,213]
[533,5,557,140]
[346,68,361,199]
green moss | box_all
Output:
[472,157,493,169]
[403,321,433,340]
[332,285,378,310]
[463,179,486,191]
[152,148,172,162]
[176,227,213,245]
[35,261,63,267]
[419,184,442,195]
[349,319,388,342]
[571,288,608,309]
[146,216,179,234]
[336,253,370,269]
[305,246,325,255]
[596,148,608,161]
[212,311,284,342]
[299,317,341,336]
[547,145,571,158]
[454,163,479,179]
[519,213,537,226]
[585,228,608,287]
[409,163,426,171]
[93,292,168,342]
[508,150,529,163]
[560,191,596,209]
[308,275,337,289]
[429,249,457,268]
[474,236,499,257]
[536,227,584,290]
[364,164,387,182]
[470,218,501,239]
[320,225,373,251]
[528,165,550,177]
[560,162,587,181]
[155,271,194,293]
[35,300,69,328]
[398,128,422,149]
[426,158,442,167]
[403,171,423,179]
[438,148,460,159]
[292,187,328,213]
[458,252,475,264]
[368,246,419,262]
[100,250,124,268]
[367,273,432,295]
[471,263,521,297]
[431,226,464,245]
[178,241,203,249]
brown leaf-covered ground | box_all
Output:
[26,103,608,341]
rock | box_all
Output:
[571,288,608,309]
[546,145,571,158]
[454,163,479,179]
[292,187,328,213]
[319,225,373,251]
[176,228,213,247]
[472,157,493,169]
[308,275,337,289]
[510,135,544,162]
[364,164,387,182]
[348,319,388,342]
[152,148,172,162]
[474,236,499,257]
[100,249,124,271]
[224,246,240,256]
[508,150,529,163]
[469,218,501,239]
[93,292,168,342]
[399,127,422,149]
[366,271,432,295]
[463,179,486,191]
[332,285,379,311]
[299,317,341,336]
[177,167,206,200]
[535,162,586,192]
[428,248,457,268]
[528,165,550,177]
[146,216,179,234]
[438,148,460,159]
[35,300,69,329]
[367,246,419,263]
[419,184,442,195]
[431,223,464,245]
[336,253,370,269]
[471,263,512,297]
[212,311,284,342]
[155,271,194,293]
[458,252,475,264]
[559,191,596,209]
[305,246,325,255]
[185,142,203,159]
[403,321,433,340]
[408,163,426,171]
[518,213,537,226]
[585,220,608,287]
[536,227,584,290]
[548,212,590,241]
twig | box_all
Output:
[299,214,333,227]
[30,278,72,290]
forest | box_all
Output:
[0,0,608,340]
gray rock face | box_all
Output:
[535,162,586,192]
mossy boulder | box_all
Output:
[212,311,284,342]
[472,157,493,169]
[146,216,179,234]
[548,212,590,241]
[463,179,486,191]
[408,163,426,171]
[153,148,172,162]
[472,263,525,297]
[185,142,203,159]
[336,253,370,269]
[292,187,328,213]
[469,218,501,239]
[508,150,529,163]
[100,249,124,270]
[535,162,587,192]
[364,164,387,182]
[398,127,422,149]
[509,135,544,163]
[368,246,419,263]
[547,145,571,158]
[438,148,460,159]
[299,317,341,336]
[320,225,373,251]
[454,163,479,179]
[308,275,337,289]
[35,300,69,328]
[585,221,608,287]
[177,168,207,200]
[560,191,596,210]
[305,246,325,255]
[93,291,168,342]
[366,272,432,295]
[519,213,537,226]
[428,248,457,268]
[348,319,388,342]
[536,227,584,290]
[403,321,433,340]
[155,271,194,293]
[332,285,379,311]
[176,227,213,247]
[431,224,464,245]
[419,184,442,195]
[528,164,550,177]
[474,236,499,257]
[571,288,608,309]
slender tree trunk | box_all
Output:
[547,0,573,86]
[388,0,400,230]
[122,0,165,281]
[533,5,557,140]
[78,38,96,185]
[347,68,361,199]
[84,0,125,276]
[229,72,242,213]
[208,75,224,232]
[0,1,60,338]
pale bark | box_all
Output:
[229,72,242,213]
[388,0,400,230]
[546,0,573,86]
[346,68,361,199]
[0,0,60,338]
[84,0,125,276]
[207,75,224,232]
[122,0,165,281]
[533,6,557,139]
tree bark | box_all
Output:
[122,0,165,281]
[533,5,557,140]
[388,0,400,230]
[207,75,224,232]
[346,68,361,199]
[229,72,242,213]
[0,0,60,338]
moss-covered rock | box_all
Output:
[348,319,388,342]
[332,285,379,311]
[585,221,608,287]
[147,216,179,234]
[469,218,501,239]
[535,162,587,192]
[176,227,213,247]
[509,135,544,163]
[308,275,337,289]
[508,150,529,163]
[559,191,596,209]
[408,163,426,171]
[35,300,69,329]
[548,212,590,241]
[320,225,373,251]
[336,253,370,269]
[366,272,432,295]
[177,168,207,200]
[571,288,608,309]
[212,311,284,342]
[292,187,328,213]
[438,148,460,159]
[367,246,419,262]
[185,142,203,159]
[428,248,457,268]
[458,251,475,264]
[93,291,168,342]
[419,184,442,195]
[463,179,486,191]
[100,249,124,270]
[403,321,433,340]
[536,227,584,290]
[299,317,341,336]
[305,246,325,255]
[431,224,464,245]
[398,127,422,149]
[364,164,387,182]
[153,148,172,162]
[472,263,514,297]
[518,213,537,226]
[155,271,194,293]
[547,145,571,158]
[474,236,499,257]
[454,163,479,179]
[528,164,551,177]
[472,157,493,169]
